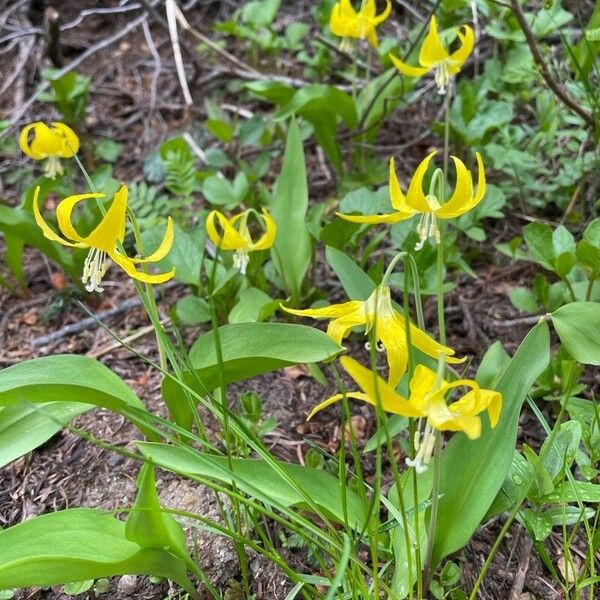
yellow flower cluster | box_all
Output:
[288,8,500,471]
[21,122,175,292]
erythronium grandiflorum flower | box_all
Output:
[33,185,175,292]
[20,122,80,179]
[309,356,502,473]
[330,0,392,49]
[206,208,276,275]
[339,151,485,250]
[282,284,463,387]
[389,16,474,94]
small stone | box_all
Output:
[117,574,138,597]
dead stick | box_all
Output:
[30,281,178,348]
[510,0,594,128]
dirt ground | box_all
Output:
[0,1,593,599]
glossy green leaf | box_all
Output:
[137,442,366,529]
[432,321,550,566]
[523,222,555,270]
[0,205,79,283]
[228,286,273,323]
[551,302,600,365]
[270,119,312,302]
[0,402,93,468]
[0,355,155,440]
[0,508,195,594]
[274,85,358,129]
[325,246,375,301]
[475,341,510,389]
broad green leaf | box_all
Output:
[523,222,555,270]
[583,217,600,247]
[325,246,375,300]
[161,323,342,429]
[0,205,79,283]
[475,341,510,389]
[0,402,92,468]
[270,119,312,302]
[522,444,555,500]
[0,355,155,440]
[137,442,366,529]
[274,85,358,129]
[543,480,600,503]
[0,508,194,594]
[432,321,550,566]
[540,420,581,481]
[245,80,295,106]
[228,286,273,323]
[509,286,539,313]
[175,295,211,326]
[551,302,600,365]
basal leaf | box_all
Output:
[432,321,550,565]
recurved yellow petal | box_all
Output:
[338,211,413,225]
[370,0,392,25]
[281,300,363,320]
[129,216,174,263]
[408,321,464,364]
[206,210,248,250]
[33,187,88,248]
[375,314,409,387]
[251,208,277,250]
[307,392,372,421]
[82,185,128,252]
[388,54,430,78]
[19,123,44,159]
[435,156,473,218]
[110,251,175,284]
[326,306,367,345]
[418,16,450,67]
[427,401,481,439]
[52,122,80,157]
[389,157,418,215]
[448,25,474,72]
[406,151,438,212]
[341,356,424,417]
[55,191,106,244]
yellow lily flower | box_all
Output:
[33,185,175,292]
[339,151,485,250]
[310,356,502,472]
[330,0,392,49]
[389,16,474,94]
[282,284,462,387]
[206,208,276,275]
[20,122,80,179]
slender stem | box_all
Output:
[585,267,597,301]
[564,277,577,303]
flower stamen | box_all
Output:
[82,247,108,293]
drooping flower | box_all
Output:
[282,284,462,387]
[389,16,474,94]
[20,122,80,179]
[33,185,175,292]
[330,0,392,49]
[339,151,485,250]
[206,208,276,275]
[310,356,502,472]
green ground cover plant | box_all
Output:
[0,1,598,599]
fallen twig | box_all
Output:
[30,281,178,348]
